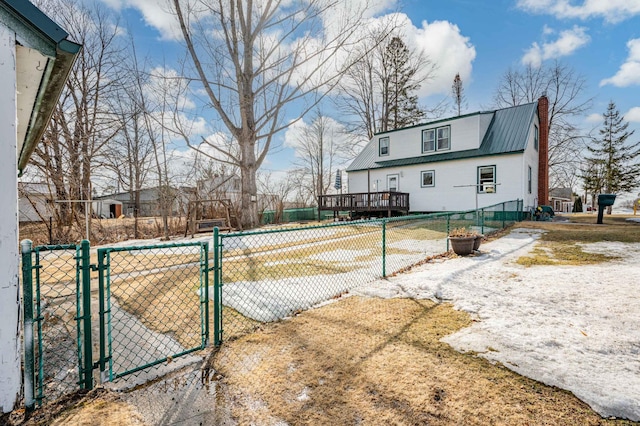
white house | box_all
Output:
[345,96,549,214]
[0,0,80,413]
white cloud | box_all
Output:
[522,26,590,67]
[517,0,640,23]
[283,115,350,160]
[411,19,476,97]
[600,38,640,87]
[98,0,185,40]
[624,107,640,123]
[585,113,602,124]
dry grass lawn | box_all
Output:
[214,296,634,425]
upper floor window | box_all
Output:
[534,125,539,151]
[478,165,496,194]
[379,137,389,156]
[422,126,450,153]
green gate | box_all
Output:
[21,239,210,409]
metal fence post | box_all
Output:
[21,240,35,412]
[502,202,506,228]
[202,242,210,347]
[213,227,222,346]
[481,209,485,235]
[382,220,387,278]
[446,215,450,251]
[80,240,93,390]
[97,249,107,383]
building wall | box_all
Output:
[373,112,493,162]
[522,113,540,211]
[0,25,21,413]
[349,151,528,212]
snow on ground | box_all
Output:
[354,228,640,421]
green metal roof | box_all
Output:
[347,102,538,172]
[0,0,82,175]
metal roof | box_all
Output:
[347,102,538,172]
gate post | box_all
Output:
[202,242,210,347]
[97,249,108,383]
[21,240,35,411]
[80,240,93,389]
[213,228,222,346]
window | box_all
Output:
[379,137,389,156]
[422,129,435,152]
[534,125,539,151]
[528,166,532,194]
[387,174,399,191]
[477,165,496,193]
[421,170,435,187]
[437,127,450,150]
[422,126,450,153]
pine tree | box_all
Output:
[585,101,640,197]
[383,36,425,131]
[451,73,465,116]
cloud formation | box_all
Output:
[522,26,590,67]
[517,0,640,23]
[99,0,184,40]
[600,38,640,87]
[625,107,640,123]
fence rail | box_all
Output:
[21,199,523,408]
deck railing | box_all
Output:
[318,191,410,212]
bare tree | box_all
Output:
[493,61,592,190]
[28,0,123,241]
[289,110,345,204]
[337,29,435,147]
[104,44,155,237]
[171,0,374,229]
[451,72,465,116]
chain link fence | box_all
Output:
[216,200,524,348]
[20,200,523,407]
[21,243,86,406]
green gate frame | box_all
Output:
[21,239,211,409]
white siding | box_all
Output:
[348,152,529,212]
[0,25,21,413]
[375,113,493,162]
[522,114,540,211]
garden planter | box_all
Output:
[473,235,483,251]
[449,236,475,256]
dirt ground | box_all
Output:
[5,213,640,425]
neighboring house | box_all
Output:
[345,96,549,213]
[0,0,81,412]
[550,188,574,213]
[18,182,55,222]
[96,187,181,217]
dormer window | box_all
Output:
[379,137,389,156]
[422,126,450,153]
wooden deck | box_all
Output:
[318,191,410,218]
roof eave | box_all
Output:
[18,40,81,175]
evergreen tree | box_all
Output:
[572,196,583,213]
[451,73,465,116]
[383,36,425,131]
[585,101,640,199]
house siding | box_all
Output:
[373,113,493,163]
[349,153,527,212]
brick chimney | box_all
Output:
[537,94,549,206]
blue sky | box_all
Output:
[98,0,640,177]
